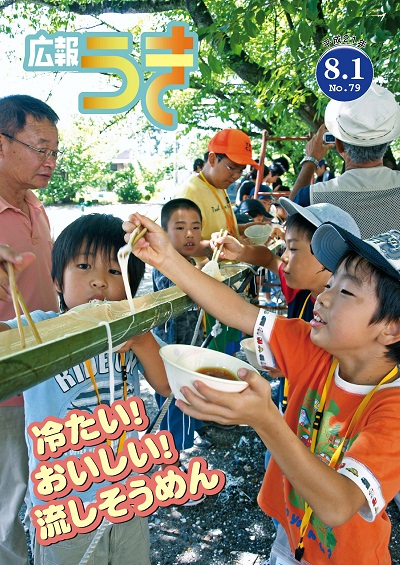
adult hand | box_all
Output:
[0,246,35,301]
[305,124,335,162]
[175,368,276,431]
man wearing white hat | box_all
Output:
[289,83,400,238]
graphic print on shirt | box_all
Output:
[291,388,359,556]
[53,350,139,456]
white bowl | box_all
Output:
[159,344,256,403]
[244,224,273,244]
[240,337,264,370]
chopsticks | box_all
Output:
[6,262,42,348]
[117,217,157,314]
[118,225,148,260]
[118,216,158,260]
[212,229,229,262]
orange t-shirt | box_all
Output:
[254,309,400,565]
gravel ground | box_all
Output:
[141,366,276,565]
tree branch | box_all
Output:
[312,0,328,50]
[189,75,275,132]
[30,0,185,16]
[185,0,268,86]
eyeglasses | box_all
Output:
[217,155,245,176]
[1,133,61,161]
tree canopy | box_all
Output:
[1,0,399,167]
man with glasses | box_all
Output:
[176,128,260,259]
[0,94,60,564]
[175,129,261,372]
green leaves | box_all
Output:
[346,1,360,17]
[199,60,212,80]
[243,18,259,38]
[229,32,243,55]
[255,9,265,26]
[287,33,301,57]
[307,0,319,16]
[207,52,223,73]
[280,0,296,15]
[298,21,313,43]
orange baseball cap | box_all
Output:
[208,129,260,169]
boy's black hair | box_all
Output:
[285,212,317,242]
[342,251,400,364]
[160,198,202,231]
[193,157,205,171]
[273,156,290,173]
[249,165,269,180]
[0,95,59,136]
[51,214,145,312]
[269,162,285,177]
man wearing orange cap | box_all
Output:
[174,129,261,369]
[176,129,260,257]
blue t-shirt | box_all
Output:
[6,310,142,508]
[293,185,311,206]
[152,262,202,347]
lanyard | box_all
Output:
[281,293,312,414]
[199,171,239,237]
[295,361,399,561]
[298,293,312,320]
[84,352,128,454]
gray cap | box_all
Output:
[279,197,361,236]
[311,224,400,280]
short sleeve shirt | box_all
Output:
[254,309,400,565]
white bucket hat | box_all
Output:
[324,83,400,147]
[279,197,361,236]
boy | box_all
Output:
[152,198,211,459]
[216,199,360,483]
[152,198,204,347]
[213,197,360,321]
[236,198,273,224]
[2,213,170,565]
[124,212,400,565]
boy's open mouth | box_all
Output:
[310,310,326,327]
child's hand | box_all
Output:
[210,232,244,262]
[175,368,276,431]
[122,213,175,270]
[0,246,35,301]
[270,225,285,240]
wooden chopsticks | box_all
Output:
[212,229,229,262]
[118,216,157,260]
[6,262,42,348]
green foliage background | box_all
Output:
[2,0,399,201]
